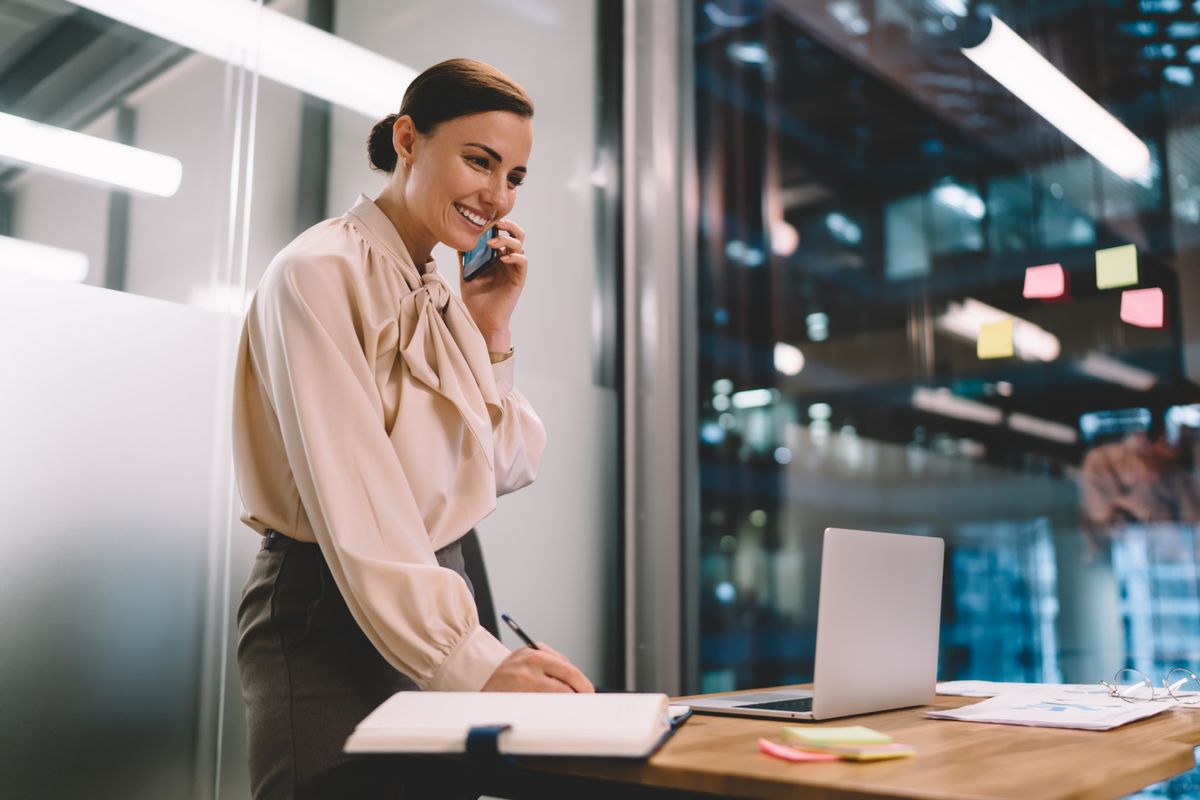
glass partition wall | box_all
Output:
[692,0,1200,754]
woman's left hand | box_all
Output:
[460,218,527,352]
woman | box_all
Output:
[233,58,593,799]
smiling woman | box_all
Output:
[232,58,592,800]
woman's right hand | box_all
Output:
[481,643,595,693]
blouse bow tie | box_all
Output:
[397,271,502,468]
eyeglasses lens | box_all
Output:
[1166,668,1200,705]
[1113,668,1155,702]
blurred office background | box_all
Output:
[1,0,1199,798]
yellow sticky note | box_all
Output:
[977,319,1014,359]
[781,726,893,746]
[1096,244,1138,289]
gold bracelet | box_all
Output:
[489,346,514,364]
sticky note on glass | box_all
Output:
[1096,244,1138,289]
[1120,287,1164,328]
[977,319,1014,359]
[782,725,892,746]
[1023,263,1066,299]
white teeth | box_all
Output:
[454,203,487,226]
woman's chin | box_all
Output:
[446,233,479,253]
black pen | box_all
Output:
[501,613,540,650]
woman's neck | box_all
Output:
[374,185,435,267]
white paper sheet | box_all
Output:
[927,687,1175,730]
[936,681,1099,697]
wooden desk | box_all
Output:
[398,687,1200,799]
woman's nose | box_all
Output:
[480,174,513,208]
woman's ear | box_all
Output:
[392,115,417,168]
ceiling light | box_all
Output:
[0,234,89,282]
[829,1,870,35]
[937,298,1061,361]
[912,387,1003,426]
[725,239,765,267]
[963,15,1152,183]
[824,212,862,245]
[67,0,417,119]
[770,220,800,256]
[806,312,830,342]
[808,402,832,421]
[933,0,968,16]
[1008,412,1078,444]
[731,388,778,409]
[1076,352,1158,391]
[727,42,770,65]
[0,111,181,197]
[934,183,986,219]
[773,342,806,376]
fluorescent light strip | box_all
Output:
[1076,352,1158,391]
[68,0,417,119]
[1008,412,1078,444]
[0,112,181,197]
[0,234,89,282]
[937,297,1061,362]
[731,388,778,409]
[913,387,1003,425]
[963,16,1152,182]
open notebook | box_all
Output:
[344,692,679,758]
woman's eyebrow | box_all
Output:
[465,142,527,173]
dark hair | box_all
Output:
[367,58,534,173]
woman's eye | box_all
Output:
[466,155,490,171]
[508,175,525,188]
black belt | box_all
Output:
[262,529,318,550]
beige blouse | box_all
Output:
[232,194,546,691]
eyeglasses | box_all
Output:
[1101,667,1200,705]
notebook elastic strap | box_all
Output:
[465,723,513,767]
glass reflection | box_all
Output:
[693,10,1200,796]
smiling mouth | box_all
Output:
[454,202,489,227]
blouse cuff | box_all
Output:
[425,624,511,692]
[491,355,515,397]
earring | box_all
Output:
[403,157,411,168]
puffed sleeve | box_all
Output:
[489,356,548,496]
[245,253,510,690]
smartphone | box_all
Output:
[460,225,504,281]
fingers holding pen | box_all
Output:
[480,644,595,693]
[528,648,595,693]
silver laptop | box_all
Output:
[687,528,944,721]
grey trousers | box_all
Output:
[236,531,478,800]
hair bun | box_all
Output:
[367,113,399,172]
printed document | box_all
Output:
[928,686,1174,730]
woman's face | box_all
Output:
[403,110,533,254]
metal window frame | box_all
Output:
[622,0,699,694]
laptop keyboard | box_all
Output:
[736,697,814,712]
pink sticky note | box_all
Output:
[758,738,841,763]
[1120,288,1164,328]
[1024,263,1066,299]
